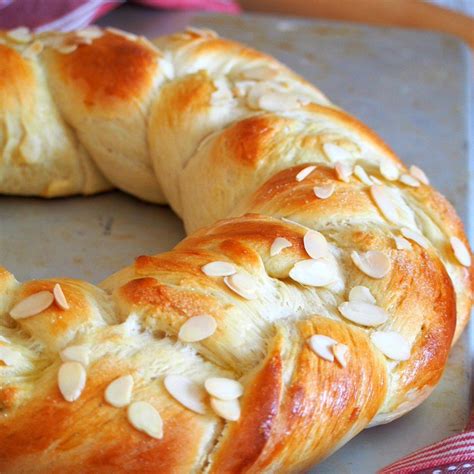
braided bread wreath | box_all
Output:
[0,24,472,473]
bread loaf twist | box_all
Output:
[0,26,472,472]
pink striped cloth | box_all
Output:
[0,0,239,30]
[380,414,474,473]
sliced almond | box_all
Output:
[77,26,103,40]
[313,183,335,199]
[60,345,89,366]
[204,377,243,401]
[303,230,329,259]
[7,27,31,43]
[105,375,134,408]
[105,27,137,41]
[409,165,429,185]
[178,315,217,342]
[351,250,391,279]
[323,143,352,163]
[371,331,411,361]
[185,26,218,38]
[202,261,236,277]
[335,162,353,182]
[53,283,69,310]
[127,401,163,439]
[270,237,292,257]
[338,301,388,326]
[58,361,86,402]
[379,161,400,181]
[10,291,54,320]
[164,375,207,414]
[258,92,300,112]
[349,285,376,304]
[0,346,23,366]
[354,165,373,185]
[296,165,316,182]
[370,175,384,185]
[401,228,430,249]
[333,343,349,367]
[224,272,257,300]
[308,334,337,361]
[0,335,10,344]
[394,236,412,250]
[450,236,471,267]
[210,397,240,421]
[57,45,78,54]
[242,65,279,81]
[289,258,336,287]
[370,185,398,223]
[399,174,420,187]
[22,40,43,59]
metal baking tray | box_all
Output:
[1,8,472,473]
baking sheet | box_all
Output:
[1,9,472,473]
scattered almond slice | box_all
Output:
[351,250,391,279]
[313,183,335,199]
[127,401,163,439]
[379,161,400,181]
[22,40,43,59]
[178,315,217,342]
[333,343,349,367]
[270,237,292,256]
[224,272,257,300]
[105,375,134,408]
[185,26,218,38]
[322,143,352,162]
[210,397,240,421]
[60,345,89,366]
[401,227,430,249]
[289,258,336,287]
[303,230,329,259]
[349,285,376,304]
[77,26,103,40]
[338,301,389,327]
[0,335,10,344]
[399,174,420,187]
[204,377,243,401]
[371,331,411,361]
[308,334,337,361]
[0,346,23,366]
[394,236,412,250]
[258,92,300,112]
[57,45,77,54]
[10,291,54,320]
[354,165,373,185]
[7,27,31,43]
[58,361,86,402]
[370,185,398,223]
[450,237,471,267]
[53,283,69,310]
[242,65,279,81]
[335,162,353,182]
[296,165,316,182]
[202,261,236,277]
[409,165,429,185]
[164,375,206,414]
[105,27,137,41]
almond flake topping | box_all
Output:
[371,331,411,361]
[289,258,336,287]
[409,165,429,185]
[322,143,352,163]
[10,291,54,320]
[53,283,69,310]
[335,162,353,182]
[370,185,398,223]
[210,397,240,421]
[185,26,218,38]
[164,375,207,414]
[270,237,292,256]
[202,261,236,277]
[7,27,31,43]
[296,165,316,182]
[58,361,86,402]
[399,174,420,187]
[401,227,430,249]
[313,183,335,199]
[22,40,43,59]
[224,272,257,300]
[242,65,279,81]
[394,236,412,250]
[370,175,384,185]
[127,401,163,439]
[308,334,337,361]
[57,45,77,54]
[450,237,471,267]
[349,285,376,304]
[338,301,389,327]
[333,343,349,367]
[105,375,134,408]
[303,230,329,259]
[178,315,217,342]
[205,377,244,401]
[379,161,400,181]
[258,92,300,112]
[105,27,137,41]
[77,27,103,40]
[354,165,373,185]
[351,250,391,279]
[60,345,89,366]
[0,346,23,366]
